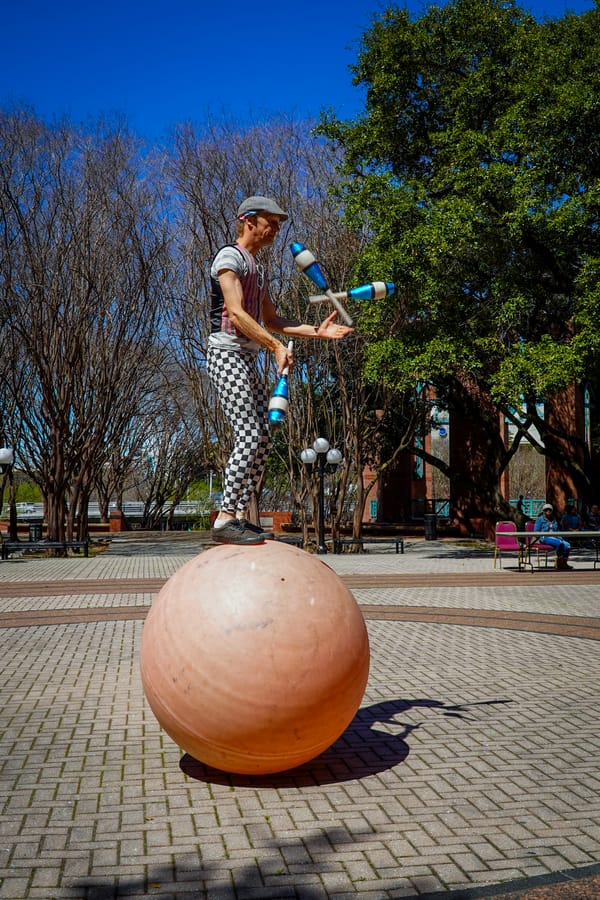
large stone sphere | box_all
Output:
[140,541,370,774]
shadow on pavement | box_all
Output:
[179,696,512,788]
[66,824,445,898]
[67,841,600,899]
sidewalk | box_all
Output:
[1,536,599,899]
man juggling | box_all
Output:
[207,195,353,546]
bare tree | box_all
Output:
[0,110,171,541]
[129,365,207,529]
[170,120,338,517]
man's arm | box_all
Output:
[262,294,354,341]
[218,270,288,373]
[219,271,354,375]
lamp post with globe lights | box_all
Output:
[300,437,343,554]
[0,447,18,541]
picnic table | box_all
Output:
[511,530,600,570]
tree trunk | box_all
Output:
[448,378,514,538]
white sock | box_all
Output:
[213,515,233,530]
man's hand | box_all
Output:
[316,311,355,340]
[275,342,293,375]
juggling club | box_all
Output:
[268,341,294,426]
[290,242,353,326]
[309,281,395,305]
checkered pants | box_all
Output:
[207,345,271,516]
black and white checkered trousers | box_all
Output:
[207,344,271,516]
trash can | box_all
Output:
[28,520,43,541]
[424,513,437,541]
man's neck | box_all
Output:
[237,232,262,257]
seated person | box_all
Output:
[560,501,584,532]
[534,503,573,570]
[585,503,600,530]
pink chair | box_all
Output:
[526,520,555,568]
[494,521,524,569]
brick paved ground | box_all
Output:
[1,536,599,899]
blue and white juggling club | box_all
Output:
[290,242,328,289]
[268,341,294,426]
[290,242,353,326]
[309,281,395,305]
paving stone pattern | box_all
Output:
[1,538,600,899]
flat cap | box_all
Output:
[237,195,288,220]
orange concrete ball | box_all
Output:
[140,541,370,774]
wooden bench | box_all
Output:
[333,536,405,555]
[1,540,89,560]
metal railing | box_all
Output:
[509,498,545,517]
[410,499,450,521]
[5,500,213,521]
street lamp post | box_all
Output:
[300,437,343,554]
[0,447,17,541]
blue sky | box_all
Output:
[2,0,595,142]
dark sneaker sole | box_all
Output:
[237,519,275,539]
[210,529,265,546]
[237,520,263,534]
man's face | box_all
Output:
[253,212,283,246]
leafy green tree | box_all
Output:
[321,0,600,527]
